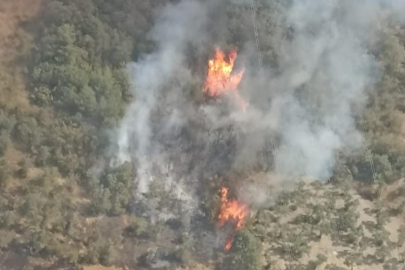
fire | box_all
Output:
[204,48,248,111]
[217,187,249,252]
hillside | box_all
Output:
[0,0,43,110]
[0,1,404,270]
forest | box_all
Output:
[0,0,405,269]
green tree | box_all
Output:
[0,159,9,188]
[222,230,262,270]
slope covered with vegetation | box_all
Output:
[0,0,404,270]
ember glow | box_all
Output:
[217,187,249,252]
[204,48,248,111]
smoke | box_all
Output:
[264,0,405,180]
[113,0,404,214]
[114,0,209,194]
[264,0,380,180]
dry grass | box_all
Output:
[0,0,43,58]
[83,266,125,270]
[0,0,44,112]
[259,180,405,270]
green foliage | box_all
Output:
[333,209,358,233]
[17,158,30,178]
[310,254,327,268]
[80,233,114,266]
[0,109,15,156]
[0,211,16,229]
[35,146,50,166]
[89,162,134,215]
[124,216,148,238]
[222,230,262,270]
[280,231,310,259]
[89,187,112,215]
[0,230,14,249]
[5,108,101,179]
[29,0,134,127]
[46,119,99,176]
[172,246,192,265]
[325,265,347,270]
[13,116,42,152]
[0,159,9,188]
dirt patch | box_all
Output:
[83,266,124,270]
[175,263,213,270]
[0,0,44,112]
[0,0,43,59]
[0,251,28,270]
[400,114,405,140]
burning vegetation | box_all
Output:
[217,187,250,251]
[204,47,248,111]
[204,47,251,251]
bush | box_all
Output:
[222,230,262,270]
[98,162,134,215]
[0,133,10,156]
[17,158,30,178]
[35,146,50,166]
[172,247,192,265]
[124,216,148,238]
[0,230,14,249]
[0,159,9,188]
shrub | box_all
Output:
[222,230,262,270]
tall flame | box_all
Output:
[204,48,248,111]
[217,187,249,252]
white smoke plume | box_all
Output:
[115,0,209,194]
[265,0,380,180]
[113,0,405,209]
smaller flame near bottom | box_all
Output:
[217,187,249,252]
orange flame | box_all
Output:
[204,48,248,111]
[217,187,249,252]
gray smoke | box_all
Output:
[113,0,403,206]
[266,0,380,180]
[115,0,209,194]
